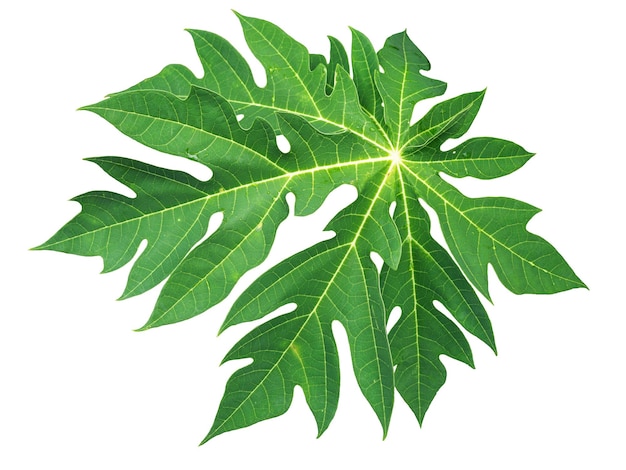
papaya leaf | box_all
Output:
[35,12,585,443]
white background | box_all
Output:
[1,0,624,468]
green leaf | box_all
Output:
[405,90,485,151]
[37,13,585,443]
[123,13,390,149]
[411,137,534,179]
[375,31,446,147]
[381,183,495,423]
[350,27,384,123]
[36,157,219,298]
[216,175,397,440]
[406,171,585,299]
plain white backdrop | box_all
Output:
[1,0,624,468]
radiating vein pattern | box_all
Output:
[37,12,585,443]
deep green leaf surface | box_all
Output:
[37,13,585,442]
[375,31,446,147]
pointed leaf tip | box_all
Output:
[133,323,151,332]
